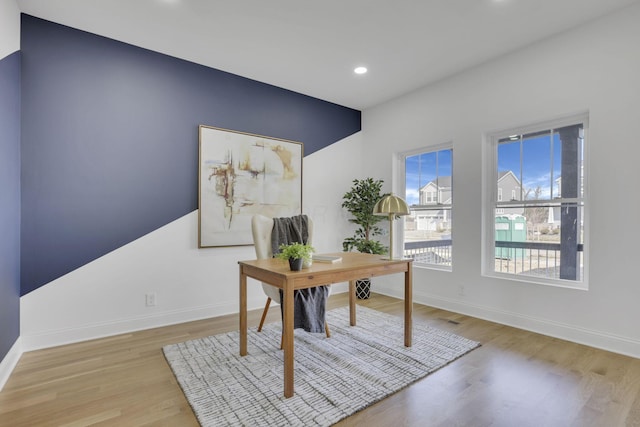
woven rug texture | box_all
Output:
[163,305,480,427]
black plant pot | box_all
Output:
[289,257,304,271]
[356,278,371,299]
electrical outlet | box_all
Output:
[457,285,465,297]
[145,293,157,307]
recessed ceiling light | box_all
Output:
[354,67,368,75]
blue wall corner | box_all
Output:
[20,15,361,295]
[0,50,21,360]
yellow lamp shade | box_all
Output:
[373,194,410,216]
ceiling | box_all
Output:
[15,0,640,110]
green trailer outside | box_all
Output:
[495,215,526,259]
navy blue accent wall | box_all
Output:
[0,51,21,359]
[20,15,360,295]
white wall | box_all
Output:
[363,3,640,357]
[20,132,363,350]
[0,0,20,59]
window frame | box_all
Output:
[482,113,589,289]
[397,142,453,272]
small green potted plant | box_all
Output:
[276,242,315,271]
[342,178,388,298]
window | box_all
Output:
[402,145,453,269]
[484,114,587,287]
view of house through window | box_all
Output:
[403,147,453,268]
[488,115,587,285]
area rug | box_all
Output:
[163,306,480,427]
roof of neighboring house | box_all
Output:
[420,172,519,191]
[497,170,521,184]
[419,176,452,191]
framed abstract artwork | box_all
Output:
[198,125,303,248]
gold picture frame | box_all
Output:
[198,125,303,248]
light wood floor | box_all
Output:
[2,293,640,426]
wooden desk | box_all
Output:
[238,252,413,398]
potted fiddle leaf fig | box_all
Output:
[342,178,388,298]
[276,242,315,271]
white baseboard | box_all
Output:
[0,337,22,392]
[20,298,264,352]
[20,286,352,353]
[20,282,639,359]
[375,285,640,359]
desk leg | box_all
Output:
[349,280,356,326]
[404,265,413,347]
[283,280,295,398]
[239,268,247,356]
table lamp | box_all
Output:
[373,193,410,260]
